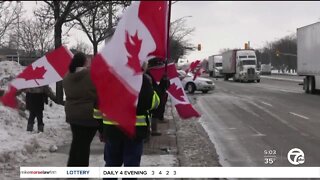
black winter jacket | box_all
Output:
[104,73,158,140]
[26,86,56,112]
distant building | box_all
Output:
[0,48,40,66]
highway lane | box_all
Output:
[190,77,320,168]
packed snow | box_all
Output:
[0,61,24,90]
[0,61,69,174]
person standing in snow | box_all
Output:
[62,52,101,167]
[25,85,57,132]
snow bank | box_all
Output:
[0,61,69,173]
[0,101,68,170]
[0,61,24,89]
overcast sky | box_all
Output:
[170,1,320,61]
[23,1,320,61]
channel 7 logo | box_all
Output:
[287,148,305,165]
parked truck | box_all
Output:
[208,55,223,78]
[297,22,320,94]
[221,49,260,83]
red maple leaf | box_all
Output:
[168,83,185,102]
[125,31,142,75]
[190,60,200,72]
[18,66,47,85]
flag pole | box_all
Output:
[165,0,172,74]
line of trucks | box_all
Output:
[206,21,320,93]
[208,49,260,83]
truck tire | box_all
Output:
[304,77,310,93]
[309,76,315,94]
[187,83,196,94]
[224,75,228,81]
[232,76,236,82]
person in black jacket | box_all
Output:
[102,61,161,180]
[25,85,56,132]
[146,58,170,136]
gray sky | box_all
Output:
[23,1,320,61]
[171,1,320,61]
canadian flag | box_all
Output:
[185,60,200,74]
[149,63,200,119]
[185,60,204,80]
[90,1,169,136]
[1,46,73,108]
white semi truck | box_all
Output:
[297,22,320,94]
[208,55,223,77]
[222,49,260,83]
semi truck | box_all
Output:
[297,22,320,94]
[221,49,260,83]
[208,55,223,77]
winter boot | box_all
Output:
[38,124,44,133]
[27,124,33,132]
[151,118,162,136]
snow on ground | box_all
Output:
[0,61,24,90]
[0,61,69,174]
[271,69,297,75]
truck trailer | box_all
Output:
[260,64,272,75]
[208,55,223,78]
[297,22,320,94]
[221,49,260,82]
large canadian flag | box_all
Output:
[1,46,73,108]
[90,1,169,136]
[149,63,201,119]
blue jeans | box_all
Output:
[103,138,143,180]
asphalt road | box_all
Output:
[191,76,320,168]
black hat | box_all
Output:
[148,57,164,67]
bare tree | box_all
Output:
[258,34,297,72]
[219,48,233,54]
[0,1,23,46]
[14,16,54,57]
[169,17,195,63]
[68,1,130,55]
[34,1,106,103]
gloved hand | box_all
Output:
[160,75,171,90]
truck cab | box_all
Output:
[213,56,223,78]
[234,50,260,82]
[208,55,223,78]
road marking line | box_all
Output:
[279,89,301,93]
[248,126,266,137]
[261,101,273,107]
[289,112,310,120]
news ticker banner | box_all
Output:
[20,167,320,178]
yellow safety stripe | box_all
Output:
[103,116,148,126]
[151,91,160,110]
[93,108,103,119]
[101,91,160,126]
